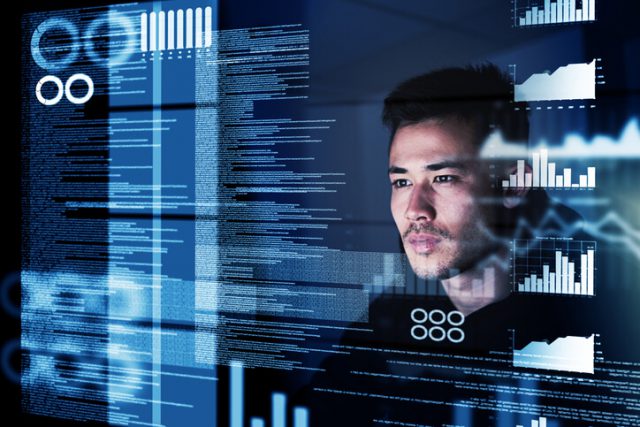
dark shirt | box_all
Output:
[296,288,598,427]
[292,196,639,426]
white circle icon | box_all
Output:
[65,74,94,104]
[35,75,64,105]
[447,328,465,344]
[410,308,429,324]
[429,326,446,342]
[429,309,446,325]
[410,325,429,341]
[447,310,465,326]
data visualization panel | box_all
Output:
[513,59,599,102]
[513,0,596,27]
[514,333,595,374]
[512,239,596,296]
[16,1,640,427]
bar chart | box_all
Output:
[501,149,595,189]
[512,239,595,296]
[517,416,549,427]
[231,361,310,427]
[514,0,596,27]
[513,334,595,373]
[513,59,598,102]
[140,6,214,52]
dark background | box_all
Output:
[4,2,133,425]
[5,0,640,425]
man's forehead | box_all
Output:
[390,120,479,158]
[388,140,479,169]
[388,123,482,172]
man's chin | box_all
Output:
[408,260,451,280]
[414,271,450,280]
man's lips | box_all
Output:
[406,233,442,253]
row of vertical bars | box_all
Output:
[518,0,595,26]
[140,7,213,52]
[231,362,309,427]
[502,150,596,189]
[518,249,595,295]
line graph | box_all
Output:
[513,333,595,373]
[513,59,601,102]
[480,118,640,159]
[511,207,640,261]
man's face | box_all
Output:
[388,119,493,279]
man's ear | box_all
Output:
[502,162,532,209]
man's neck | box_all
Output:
[440,256,510,316]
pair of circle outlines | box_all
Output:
[35,74,94,106]
[410,325,465,343]
[410,308,465,326]
[31,13,135,71]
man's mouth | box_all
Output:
[406,233,442,254]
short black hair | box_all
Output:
[382,64,528,147]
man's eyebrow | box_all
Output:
[425,160,467,171]
[388,166,407,174]
[388,161,468,174]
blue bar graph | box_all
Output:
[230,362,310,427]
[515,0,596,27]
[294,408,309,427]
[272,393,286,427]
[231,362,244,427]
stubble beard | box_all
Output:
[404,220,492,280]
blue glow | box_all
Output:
[293,407,309,427]
[481,118,640,159]
[272,393,287,427]
[83,10,136,67]
[231,362,244,427]
[19,1,640,426]
[30,17,80,71]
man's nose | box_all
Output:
[405,182,436,222]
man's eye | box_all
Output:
[434,175,458,183]
[391,179,411,189]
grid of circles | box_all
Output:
[410,308,465,343]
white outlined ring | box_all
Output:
[429,309,446,325]
[410,325,428,340]
[447,327,465,343]
[447,310,465,326]
[35,75,64,105]
[410,308,429,324]
[429,326,446,342]
[65,73,94,104]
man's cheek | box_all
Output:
[449,199,478,224]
